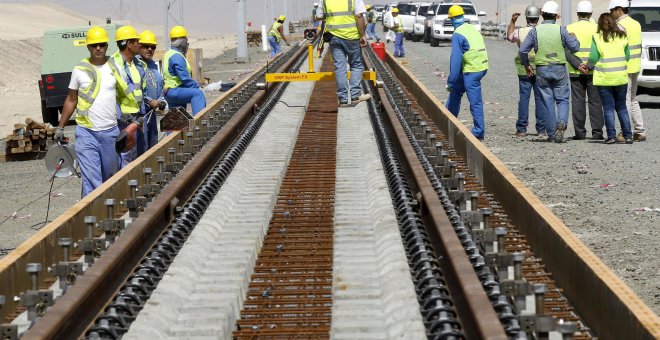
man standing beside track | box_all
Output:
[55,26,120,198]
[507,5,546,138]
[390,8,405,57]
[137,30,165,152]
[566,1,604,141]
[445,5,489,140]
[268,15,290,58]
[519,1,579,143]
[316,0,372,107]
[365,4,380,41]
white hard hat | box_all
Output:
[314,2,318,6]
[541,1,559,14]
[576,1,592,13]
[608,0,628,10]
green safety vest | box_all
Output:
[109,51,143,115]
[593,33,629,86]
[567,20,597,75]
[324,0,359,40]
[454,23,488,73]
[269,21,283,41]
[73,58,102,128]
[392,15,404,32]
[535,24,567,66]
[619,15,642,74]
[514,26,535,76]
[163,49,192,90]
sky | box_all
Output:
[1,0,611,35]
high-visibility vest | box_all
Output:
[73,58,102,128]
[392,15,404,32]
[567,19,597,75]
[109,51,143,115]
[269,21,283,41]
[619,15,641,74]
[324,0,359,40]
[592,33,629,87]
[514,26,535,76]
[454,23,488,73]
[163,49,192,90]
[367,10,376,23]
[535,24,567,66]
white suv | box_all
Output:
[411,2,432,42]
[430,1,485,47]
[629,0,660,93]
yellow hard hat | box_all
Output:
[392,7,399,13]
[170,25,188,39]
[448,5,465,18]
[139,30,158,45]
[86,26,108,45]
[278,15,286,21]
[116,25,139,41]
[366,4,371,9]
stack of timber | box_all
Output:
[5,118,54,155]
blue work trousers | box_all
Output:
[516,75,546,134]
[536,65,570,138]
[165,87,207,116]
[598,85,632,140]
[143,110,159,151]
[75,126,120,198]
[446,70,487,139]
[394,32,405,57]
[329,37,364,103]
[366,23,380,41]
[268,36,281,57]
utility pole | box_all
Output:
[236,0,248,62]
[561,0,571,25]
[164,0,169,49]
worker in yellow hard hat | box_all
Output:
[268,15,290,58]
[389,7,404,57]
[365,4,380,41]
[163,25,206,115]
[56,26,122,197]
[107,25,145,167]
[136,30,165,152]
[445,5,489,139]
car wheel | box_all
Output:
[41,102,60,126]
[412,34,421,42]
[404,32,412,40]
[430,36,439,47]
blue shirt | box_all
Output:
[519,20,580,67]
[167,47,199,89]
[137,56,164,103]
[447,23,471,88]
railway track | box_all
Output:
[0,38,658,340]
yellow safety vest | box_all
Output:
[567,19,597,75]
[73,58,102,128]
[619,15,641,74]
[392,16,404,33]
[454,23,488,73]
[324,0,359,40]
[109,51,143,115]
[535,24,567,66]
[163,49,192,90]
[269,21,283,41]
[593,33,629,87]
[514,26,535,76]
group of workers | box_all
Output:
[510,0,645,144]
[54,24,206,198]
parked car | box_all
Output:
[419,2,439,43]
[411,2,432,42]
[374,5,385,21]
[629,0,660,94]
[381,3,398,33]
[397,2,423,41]
[429,0,485,47]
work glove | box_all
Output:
[54,127,65,142]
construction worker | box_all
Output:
[507,5,546,138]
[136,30,165,152]
[445,5,489,140]
[109,25,144,168]
[163,25,207,116]
[581,13,632,144]
[315,0,372,107]
[268,15,290,58]
[313,3,321,29]
[365,4,380,41]
[390,8,405,57]
[519,1,579,143]
[55,26,120,198]
[609,0,645,142]
[566,1,603,140]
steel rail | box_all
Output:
[20,44,309,339]
[382,51,660,339]
[364,52,507,339]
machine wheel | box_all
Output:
[430,36,439,47]
[41,102,60,126]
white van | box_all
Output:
[429,0,485,47]
[629,0,660,93]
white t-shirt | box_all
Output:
[68,62,117,131]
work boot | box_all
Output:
[615,132,625,143]
[633,133,646,142]
[515,131,527,137]
[351,94,372,105]
[536,132,548,140]
[554,122,566,143]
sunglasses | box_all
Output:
[89,43,108,48]
[140,45,157,50]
